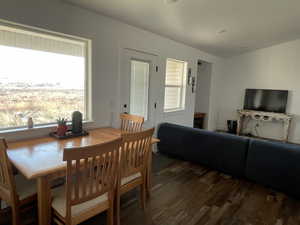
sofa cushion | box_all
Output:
[246,139,300,198]
[182,128,249,177]
[157,123,187,158]
[157,123,249,177]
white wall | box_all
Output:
[195,62,212,129]
[0,0,223,141]
[216,39,300,143]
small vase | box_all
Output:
[27,117,34,129]
[57,125,68,136]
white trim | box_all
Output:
[0,18,91,44]
[164,108,185,113]
[0,120,94,134]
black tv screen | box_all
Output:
[244,89,288,113]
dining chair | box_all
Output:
[116,128,155,225]
[0,138,37,225]
[120,113,144,132]
[51,138,122,225]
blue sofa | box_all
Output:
[157,123,300,198]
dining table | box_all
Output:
[6,127,159,225]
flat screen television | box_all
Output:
[243,89,288,113]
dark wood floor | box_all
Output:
[120,160,300,225]
[2,154,300,225]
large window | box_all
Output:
[0,24,90,130]
[164,58,187,112]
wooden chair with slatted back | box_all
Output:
[120,113,144,132]
[0,138,37,225]
[51,138,122,225]
[115,128,155,225]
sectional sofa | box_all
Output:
[157,123,300,199]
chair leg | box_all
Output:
[107,205,114,225]
[140,183,146,210]
[115,189,121,225]
[11,204,20,225]
[146,173,151,199]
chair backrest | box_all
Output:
[63,138,122,217]
[120,128,155,178]
[0,138,18,206]
[120,113,144,132]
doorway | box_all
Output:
[120,49,158,129]
[194,60,212,129]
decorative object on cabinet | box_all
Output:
[227,120,238,134]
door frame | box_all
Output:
[115,47,159,129]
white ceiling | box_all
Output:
[64,0,300,57]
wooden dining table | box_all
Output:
[6,127,159,225]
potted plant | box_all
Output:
[56,118,68,136]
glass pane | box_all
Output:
[165,59,185,86]
[130,60,149,119]
[164,87,181,110]
[0,45,85,129]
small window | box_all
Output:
[0,23,90,130]
[164,58,187,112]
[130,60,150,120]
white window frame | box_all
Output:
[164,58,187,112]
[0,19,92,131]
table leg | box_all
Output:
[37,176,51,225]
[146,145,153,199]
[237,116,242,135]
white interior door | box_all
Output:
[120,49,158,129]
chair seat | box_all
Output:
[121,172,141,186]
[51,185,108,217]
[15,174,37,200]
[1,174,36,209]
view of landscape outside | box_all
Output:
[0,45,85,129]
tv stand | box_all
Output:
[237,110,292,142]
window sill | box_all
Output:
[164,108,185,113]
[0,120,95,135]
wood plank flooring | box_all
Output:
[1,154,300,225]
[118,159,300,225]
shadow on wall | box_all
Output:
[289,114,300,143]
[194,60,212,129]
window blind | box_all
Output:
[130,60,149,119]
[164,59,186,111]
[165,60,185,86]
[0,26,84,57]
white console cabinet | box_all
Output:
[237,109,292,142]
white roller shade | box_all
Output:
[130,60,149,119]
[0,26,84,57]
[165,59,185,86]
[164,58,187,111]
